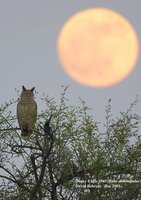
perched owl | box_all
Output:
[17,86,37,138]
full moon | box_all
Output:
[57,8,139,88]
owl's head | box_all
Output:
[20,86,35,98]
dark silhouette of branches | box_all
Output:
[29,136,54,200]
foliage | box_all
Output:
[0,88,141,199]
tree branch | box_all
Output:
[0,127,20,132]
[31,154,39,183]
[29,139,54,200]
[0,165,30,192]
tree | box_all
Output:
[0,88,141,199]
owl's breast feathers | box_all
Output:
[17,97,37,137]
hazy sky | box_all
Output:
[0,0,140,124]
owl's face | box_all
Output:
[20,86,35,99]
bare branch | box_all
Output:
[0,165,30,192]
[0,127,20,132]
[30,154,39,183]
[29,139,54,200]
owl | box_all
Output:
[17,86,37,138]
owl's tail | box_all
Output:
[21,126,32,140]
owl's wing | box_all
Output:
[32,100,37,122]
[17,100,25,127]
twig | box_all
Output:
[0,165,30,192]
[0,127,20,132]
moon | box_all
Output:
[57,8,139,88]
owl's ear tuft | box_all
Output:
[30,87,35,92]
[22,86,26,91]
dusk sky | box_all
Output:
[0,0,140,125]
